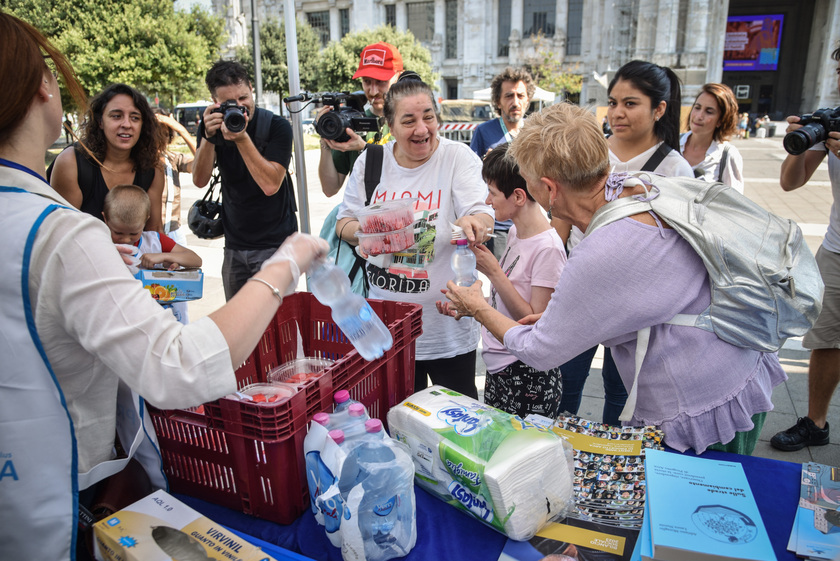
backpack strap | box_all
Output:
[716,145,730,183]
[618,327,650,422]
[640,143,672,173]
[364,144,384,205]
[336,143,384,295]
[252,108,273,155]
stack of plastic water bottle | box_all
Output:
[303,390,417,561]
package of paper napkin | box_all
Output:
[386,386,574,540]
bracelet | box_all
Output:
[247,277,283,304]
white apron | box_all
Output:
[0,187,165,560]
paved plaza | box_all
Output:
[178,127,839,464]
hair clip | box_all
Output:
[398,70,422,83]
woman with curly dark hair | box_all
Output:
[51,83,166,231]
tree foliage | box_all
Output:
[525,32,583,102]
[2,0,226,110]
[315,25,439,93]
[235,17,321,96]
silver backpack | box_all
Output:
[586,173,824,420]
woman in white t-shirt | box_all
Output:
[560,60,693,427]
[336,74,494,398]
[679,83,744,193]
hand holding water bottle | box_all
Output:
[309,259,393,361]
[260,233,330,294]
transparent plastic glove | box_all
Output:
[115,244,140,275]
[260,233,329,295]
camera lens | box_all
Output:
[783,123,825,156]
[224,107,247,133]
[315,111,351,142]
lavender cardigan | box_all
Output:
[504,217,786,453]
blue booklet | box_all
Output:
[794,506,840,560]
[643,449,775,561]
[789,462,840,559]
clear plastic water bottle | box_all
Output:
[319,429,349,546]
[304,413,333,515]
[338,419,416,561]
[309,260,393,361]
[330,391,371,437]
[451,239,477,286]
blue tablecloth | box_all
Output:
[177,448,801,561]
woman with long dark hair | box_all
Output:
[50,83,166,231]
[606,60,692,175]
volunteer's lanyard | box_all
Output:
[499,118,515,144]
[0,158,49,186]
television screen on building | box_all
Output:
[723,14,784,71]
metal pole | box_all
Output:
[251,0,263,108]
[284,4,311,236]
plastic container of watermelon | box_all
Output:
[267,357,334,387]
[357,198,416,233]
[355,223,416,256]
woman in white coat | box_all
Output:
[0,12,327,560]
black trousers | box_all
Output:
[414,349,478,398]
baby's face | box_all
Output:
[106,219,145,245]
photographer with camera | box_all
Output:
[317,42,403,197]
[771,44,840,452]
[193,60,298,300]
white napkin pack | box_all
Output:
[387,386,574,540]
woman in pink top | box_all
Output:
[440,103,785,455]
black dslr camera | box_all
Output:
[783,106,840,155]
[212,100,249,133]
[315,92,380,142]
[295,91,380,142]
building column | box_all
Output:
[355,0,379,29]
[432,0,445,71]
[509,0,524,59]
[329,0,340,43]
[683,0,709,68]
[553,0,567,63]
[634,0,656,61]
[702,0,728,83]
[461,0,488,96]
[396,0,407,30]
[652,0,679,68]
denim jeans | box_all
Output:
[558,346,628,425]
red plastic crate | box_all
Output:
[148,292,422,524]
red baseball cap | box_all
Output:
[352,42,403,81]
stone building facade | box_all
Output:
[214,0,840,117]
